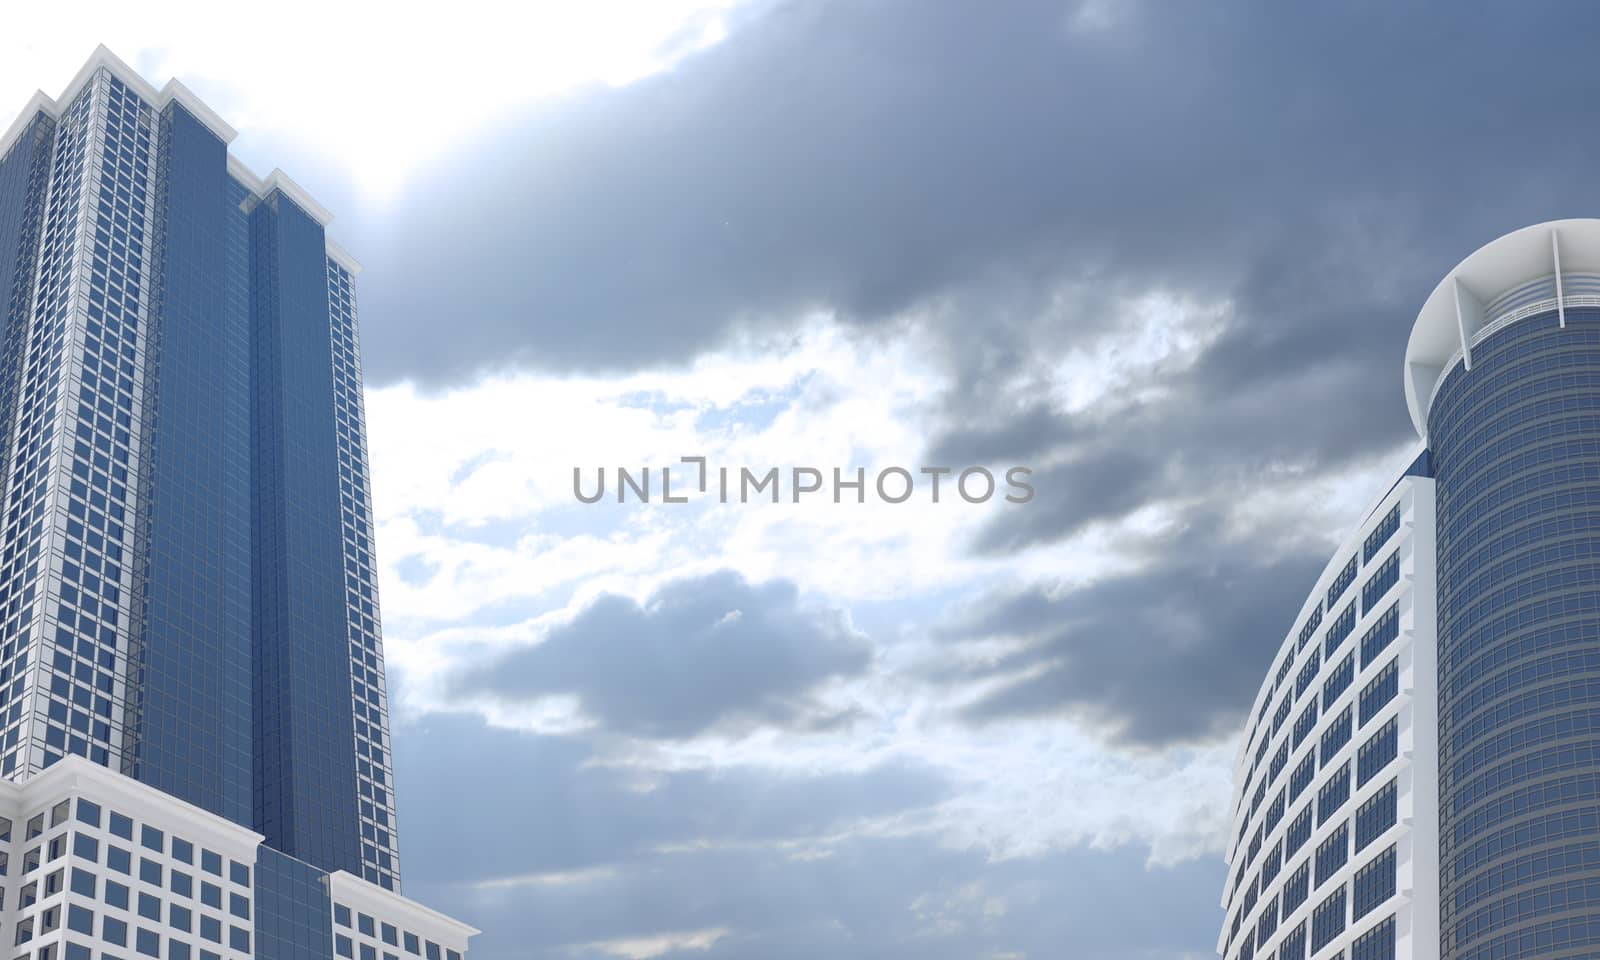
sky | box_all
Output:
[8,1,1600,957]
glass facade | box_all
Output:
[0,65,396,890]
[1431,307,1600,960]
[0,48,477,960]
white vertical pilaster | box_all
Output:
[1553,228,1567,328]
[1454,276,1483,371]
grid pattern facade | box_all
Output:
[1217,476,1438,960]
[0,70,156,780]
[0,63,395,886]
[4,776,259,960]
[1430,306,1600,960]
[325,264,397,890]
[0,49,472,960]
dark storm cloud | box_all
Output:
[450,571,870,739]
[394,714,1220,960]
[357,0,1600,394]
[936,510,1330,747]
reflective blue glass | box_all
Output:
[1431,308,1600,960]
[125,102,252,825]
[251,192,362,878]
[253,846,332,960]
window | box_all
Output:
[1328,555,1358,608]
[109,812,133,840]
[1318,762,1351,825]
[1359,659,1399,727]
[1265,789,1287,835]
[228,862,248,887]
[1356,559,1398,638]
[200,882,221,909]
[200,851,221,877]
[1364,505,1399,563]
[69,867,94,897]
[1256,894,1280,945]
[1325,602,1356,657]
[1296,648,1322,699]
[72,833,97,861]
[1352,845,1396,920]
[1270,740,1290,784]
[1310,884,1347,953]
[1289,753,1317,804]
[108,846,130,874]
[140,857,162,885]
[1272,694,1293,737]
[170,838,192,864]
[104,916,128,947]
[139,892,161,921]
[1359,605,1400,669]
[1357,717,1399,788]
[1297,605,1324,652]
[140,825,163,853]
[1323,653,1355,705]
[105,880,129,910]
[1283,860,1310,914]
[1278,921,1306,960]
[1261,840,1283,886]
[1356,780,1397,853]
[75,799,101,828]
[66,905,93,936]
[359,914,376,936]
[1320,705,1354,761]
[1352,915,1395,960]
[335,904,351,928]
[1293,700,1319,750]
[1286,804,1314,858]
[1314,820,1349,887]
[137,928,160,957]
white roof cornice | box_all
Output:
[2,45,353,261]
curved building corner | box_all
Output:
[1221,217,1600,960]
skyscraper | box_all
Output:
[1218,219,1600,960]
[0,48,475,960]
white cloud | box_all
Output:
[578,928,730,960]
[362,308,1388,869]
[0,0,743,200]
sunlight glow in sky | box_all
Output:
[0,0,743,200]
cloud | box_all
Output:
[392,713,1223,960]
[450,571,872,738]
[936,509,1330,747]
[392,713,950,885]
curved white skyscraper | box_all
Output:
[1221,219,1600,960]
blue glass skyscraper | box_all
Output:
[0,48,472,960]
